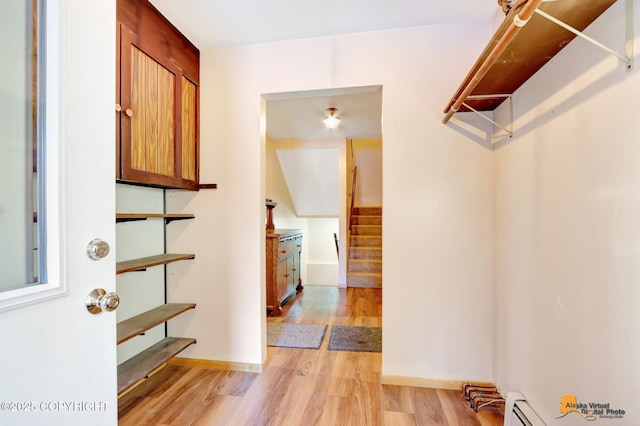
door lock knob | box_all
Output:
[87,238,110,260]
[86,288,120,314]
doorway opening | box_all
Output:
[262,85,382,348]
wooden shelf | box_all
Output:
[444,0,617,115]
[198,183,218,189]
[116,213,195,223]
[117,337,196,394]
[116,253,195,274]
[117,303,196,344]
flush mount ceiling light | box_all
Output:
[323,107,340,129]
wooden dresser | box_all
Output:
[266,229,303,316]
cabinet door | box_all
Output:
[292,250,300,285]
[286,255,295,295]
[181,77,198,184]
[276,259,288,305]
[118,25,199,190]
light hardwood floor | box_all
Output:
[118,286,503,425]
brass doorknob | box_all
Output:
[115,103,122,112]
[125,108,133,117]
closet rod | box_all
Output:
[442,0,544,124]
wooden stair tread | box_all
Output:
[349,259,382,263]
[116,253,195,274]
[117,303,196,344]
[117,337,196,394]
[349,247,382,253]
[348,272,382,277]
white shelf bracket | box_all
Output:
[462,94,514,137]
[534,0,634,72]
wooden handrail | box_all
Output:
[349,166,358,231]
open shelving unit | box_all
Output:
[117,337,196,394]
[116,253,195,274]
[116,213,195,223]
[442,0,630,132]
[117,303,197,344]
[116,210,196,395]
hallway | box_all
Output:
[118,287,502,425]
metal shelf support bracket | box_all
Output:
[534,0,634,71]
[461,94,514,137]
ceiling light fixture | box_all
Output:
[323,107,340,129]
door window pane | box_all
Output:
[0,0,45,292]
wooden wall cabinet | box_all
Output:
[266,230,303,316]
[116,0,199,190]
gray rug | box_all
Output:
[267,322,328,349]
[328,326,382,352]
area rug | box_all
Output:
[328,326,382,352]
[267,322,328,349]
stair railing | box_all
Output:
[349,166,358,231]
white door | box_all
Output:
[0,0,117,425]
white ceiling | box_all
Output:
[265,86,382,140]
[150,0,495,141]
[150,0,496,48]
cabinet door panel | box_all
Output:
[130,45,147,172]
[119,25,183,188]
[286,257,295,294]
[181,77,197,182]
[142,53,158,174]
[292,252,300,284]
[130,45,175,178]
[276,260,288,304]
[157,68,175,177]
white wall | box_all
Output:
[115,184,166,364]
[276,147,339,216]
[352,138,383,206]
[306,218,339,286]
[266,138,342,286]
[167,22,495,383]
[494,2,640,423]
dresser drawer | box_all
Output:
[278,235,302,261]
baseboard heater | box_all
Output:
[504,392,546,426]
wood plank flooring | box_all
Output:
[118,286,503,425]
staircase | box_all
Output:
[347,206,382,288]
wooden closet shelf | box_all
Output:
[117,303,196,345]
[443,0,617,117]
[198,183,218,189]
[116,213,195,223]
[117,337,196,394]
[116,253,195,274]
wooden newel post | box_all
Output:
[265,199,277,232]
